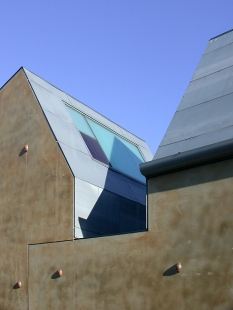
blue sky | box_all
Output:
[1,1,233,155]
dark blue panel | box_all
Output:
[80,131,111,166]
[78,190,147,238]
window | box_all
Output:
[66,105,145,183]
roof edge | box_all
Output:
[140,138,233,178]
[0,67,24,90]
[23,67,147,144]
[209,29,233,41]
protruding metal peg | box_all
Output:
[24,144,29,152]
[58,269,62,277]
[176,263,182,273]
[17,281,22,288]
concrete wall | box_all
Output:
[1,69,233,310]
[29,158,233,309]
[0,69,73,309]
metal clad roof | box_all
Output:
[66,94,124,136]
[43,110,90,155]
[193,42,233,81]
[29,80,73,122]
[155,125,233,159]
[24,68,69,102]
[24,69,152,162]
[24,68,149,197]
[204,29,233,54]
[177,65,233,112]
[139,145,154,162]
[154,30,233,160]
[161,93,233,146]
[67,94,149,150]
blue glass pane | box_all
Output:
[80,132,111,166]
[66,106,95,138]
[87,119,145,182]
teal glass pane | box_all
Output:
[66,106,95,138]
[87,119,145,183]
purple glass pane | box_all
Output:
[80,132,111,166]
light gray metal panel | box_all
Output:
[74,225,84,238]
[161,93,233,146]
[29,80,73,123]
[154,125,233,159]
[177,65,233,111]
[75,178,103,220]
[59,142,108,186]
[204,31,233,54]
[60,142,142,202]
[74,225,100,238]
[24,68,70,102]
[119,127,148,149]
[138,145,153,162]
[30,77,150,160]
[25,69,149,153]
[66,95,123,136]
[193,42,233,81]
[43,111,90,155]
[67,94,148,149]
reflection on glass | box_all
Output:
[87,119,144,182]
[66,106,95,138]
[66,106,145,183]
[80,132,110,166]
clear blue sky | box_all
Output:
[1,1,233,155]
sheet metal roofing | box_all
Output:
[154,29,233,160]
[22,67,152,185]
[20,68,152,237]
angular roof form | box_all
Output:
[21,68,152,237]
[155,29,233,160]
[141,29,233,178]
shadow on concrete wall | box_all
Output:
[163,264,179,277]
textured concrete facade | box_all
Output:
[0,69,73,309]
[29,158,233,310]
[1,64,233,309]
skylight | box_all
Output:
[66,105,145,183]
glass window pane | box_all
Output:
[66,105,145,183]
[66,106,95,138]
[87,119,145,182]
[80,132,110,166]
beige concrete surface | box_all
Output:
[0,69,73,309]
[28,158,233,309]
[1,69,233,310]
